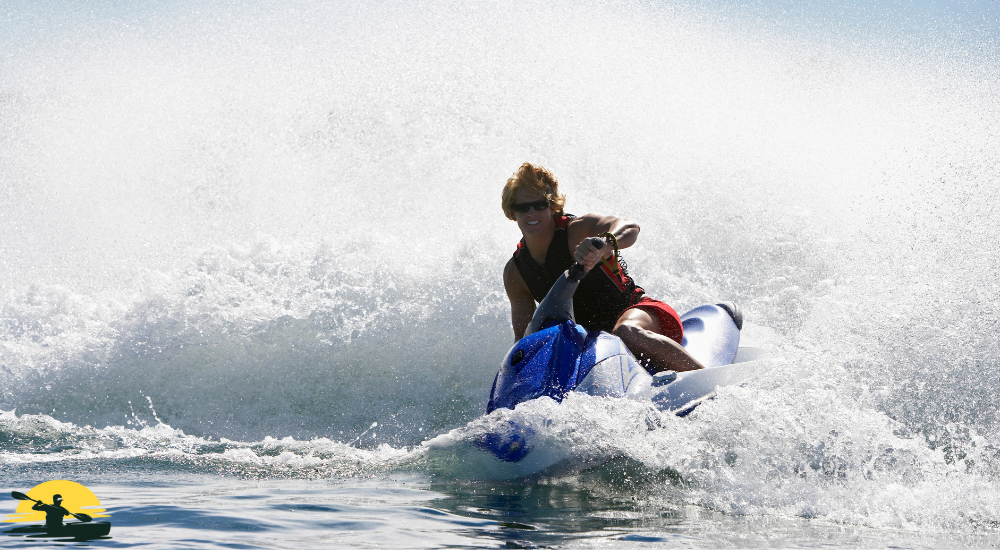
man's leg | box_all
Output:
[612,308,704,372]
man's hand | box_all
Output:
[573,237,613,271]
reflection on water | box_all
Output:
[426,457,993,549]
[428,458,688,547]
[1,458,998,547]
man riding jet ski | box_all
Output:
[501,162,704,374]
[480,163,749,467]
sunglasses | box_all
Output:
[513,199,550,213]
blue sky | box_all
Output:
[1,0,996,66]
[4,0,998,30]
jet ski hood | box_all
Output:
[486,320,596,414]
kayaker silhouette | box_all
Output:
[31,495,71,531]
[8,487,109,541]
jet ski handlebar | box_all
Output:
[524,237,606,336]
[567,237,605,281]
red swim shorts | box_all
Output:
[623,297,684,344]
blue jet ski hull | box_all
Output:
[477,303,757,470]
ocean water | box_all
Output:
[1,0,999,547]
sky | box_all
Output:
[2,0,998,37]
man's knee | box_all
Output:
[613,323,645,342]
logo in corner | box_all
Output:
[4,480,111,541]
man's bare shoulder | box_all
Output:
[567,212,603,226]
[566,213,602,242]
[503,256,517,278]
[503,257,524,288]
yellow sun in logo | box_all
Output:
[5,480,109,523]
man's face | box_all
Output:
[513,188,554,238]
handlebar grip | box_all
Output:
[567,237,608,281]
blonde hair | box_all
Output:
[501,162,566,220]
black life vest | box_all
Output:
[512,215,644,333]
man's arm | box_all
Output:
[567,213,640,269]
[503,259,537,340]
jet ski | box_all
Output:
[476,238,764,471]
